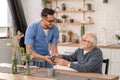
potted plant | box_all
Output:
[61,14,68,23]
[42,0,51,8]
[6,31,24,74]
[86,3,92,10]
[115,34,120,45]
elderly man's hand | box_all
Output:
[52,53,61,57]
[55,58,70,66]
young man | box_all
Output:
[54,32,103,73]
[24,8,59,68]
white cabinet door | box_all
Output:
[100,48,111,59]
[111,49,120,63]
[111,49,120,76]
[100,48,111,74]
[111,63,120,76]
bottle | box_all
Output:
[87,16,92,23]
[12,55,17,74]
[81,25,85,37]
[61,3,66,11]
[62,33,66,42]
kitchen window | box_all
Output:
[0,0,12,38]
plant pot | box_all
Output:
[62,18,67,23]
[70,19,74,23]
[86,4,92,10]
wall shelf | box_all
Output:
[55,22,94,25]
[56,10,95,13]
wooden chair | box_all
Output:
[103,59,109,74]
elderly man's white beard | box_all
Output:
[79,43,87,49]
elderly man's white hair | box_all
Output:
[85,32,97,47]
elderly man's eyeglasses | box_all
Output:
[44,18,56,23]
[81,38,91,43]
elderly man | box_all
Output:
[54,32,103,73]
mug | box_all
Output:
[48,68,55,77]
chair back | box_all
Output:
[103,59,109,74]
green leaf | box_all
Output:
[115,34,120,40]
[19,47,25,53]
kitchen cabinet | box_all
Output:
[111,49,120,77]
[100,48,111,74]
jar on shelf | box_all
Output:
[59,26,67,43]
[72,33,79,43]
[61,3,66,11]
[67,30,73,42]
[62,33,66,43]
[70,19,74,23]
[55,7,60,11]
[87,16,92,23]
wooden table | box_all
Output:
[0,63,119,80]
[0,72,55,80]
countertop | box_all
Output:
[58,43,120,49]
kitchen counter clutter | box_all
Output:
[0,63,119,80]
[58,43,120,49]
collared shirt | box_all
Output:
[24,21,59,56]
[83,50,89,55]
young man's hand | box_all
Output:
[45,56,57,65]
[52,53,61,57]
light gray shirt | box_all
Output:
[62,47,103,73]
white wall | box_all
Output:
[0,0,8,26]
[91,0,120,44]
[0,39,22,64]
[21,0,43,25]
[0,39,12,63]
[21,0,120,45]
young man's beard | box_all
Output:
[45,24,53,29]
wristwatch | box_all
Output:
[67,62,71,67]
